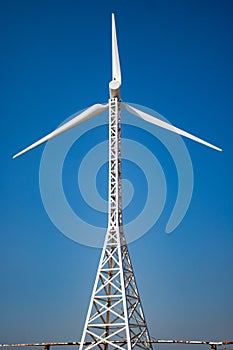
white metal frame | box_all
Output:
[79,98,152,350]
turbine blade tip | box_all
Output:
[13,152,21,159]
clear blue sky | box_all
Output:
[1,0,233,346]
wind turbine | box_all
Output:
[13,13,221,350]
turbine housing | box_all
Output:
[109,80,121,99]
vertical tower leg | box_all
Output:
[79,99,152,350]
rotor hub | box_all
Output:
[109,80,121,98]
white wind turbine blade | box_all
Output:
[122,103,222,152]
[13,103,108,159]
[112,13,121,85]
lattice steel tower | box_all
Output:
[79,95,152,350]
